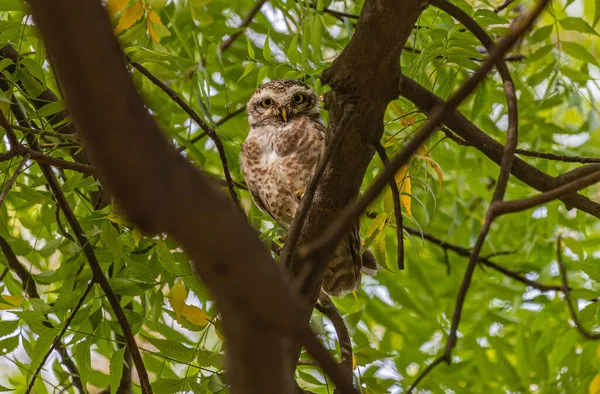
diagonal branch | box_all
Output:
[27,1,357,392]
[0,154,30,206]
[375,142,404,270]
[220,0,268,52]
[5,102,153,393]
[127,57,240,210]
[556,236,600,340]
[25,281,95,394]
[400,77,600,219]
[315,291,353,387]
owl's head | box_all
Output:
[247,79,321,127]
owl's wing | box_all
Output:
[247,183,273,217]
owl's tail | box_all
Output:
[361,250,381,276]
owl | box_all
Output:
[240,79,378,297]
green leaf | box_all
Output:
[471,80,488,120]
[0,384,15,392]
[263,32,272,62]
[37,100,66,118]
[109,347,126,394]
[100,221,124,261]
[0,0,26,11]
[0,320,19,338]
[286,33,300,63]
[247,37,255,60]
[152,378,187,394]
[142,336,196,362]
[595,0,600,26]
[559,17,599,35]
[237,62,254,83]
[562,41,600,66]
[196,349,224,369]
[15,182,54,205]
[530,25,553,42]
[155,240,182,274]
[0,335,19,355]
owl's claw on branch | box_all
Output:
[279,233,288,243]
[295,189,306,202]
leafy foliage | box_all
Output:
[0,0,600,392]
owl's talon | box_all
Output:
[278,233,288,243]
[295,189,305,202]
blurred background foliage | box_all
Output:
[0,0,600,392]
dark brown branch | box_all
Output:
[220,0,268,52]
[407,355,445,393]
[401,226,562,292]
[0,153,30,206]
[407,0,549,390]
[491,170,600,215]
[178,106,246,153]
[127,57,240,210]
[323,8,359,20]
[301,0,533,265]
[28,1,357,392]
[516,149,600,163]
[25,281,95,394]
[400,77,600,218]
[13,145,96,175]
[7,100,153,393]
[557,237,600,340]
[375,143,404,270]
[0,235,85,393]
[495,0,517,13]
[429,0,518,202]
[315,291,353,387]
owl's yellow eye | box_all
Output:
[260,98,273,108]
[292,94,305,104]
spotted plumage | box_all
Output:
[241,79,379,297]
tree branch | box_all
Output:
[25,281,95,394]
[6,99,153,393]
[400,77,600,218]
[0,153,30,206]
[220,0,268,52]
[375,143,404,270]
[27,1,357,392]
[556,236,600,340]
[127,57,240,210]
[315,291,353,389]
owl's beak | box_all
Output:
[280,108,288,122]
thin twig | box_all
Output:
[495,0,517,13]
[407,355,445,393]
[516,149,600,164]
[375,142,404,270]
[556,236,600,340]
[491,170,600,215]
[0,153,30,206]
[323,8,359,20]
[0,268,8,282]
[401,226,563,292]
[0,236,85,393]
[8,102,153,393]
[220,0,268,52]
[25,281,95,394]
[316,291,353,386]
[127,57,240,210]
[177,106,246,153]
[429,0,518,202]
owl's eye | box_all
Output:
[260,98,273,108]
[292,94,305,104]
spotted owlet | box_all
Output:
[241,79,378,297]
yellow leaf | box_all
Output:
[589,374,600,394]
[168,280,186,320]
[182,304,209,327]
[215,328,224,341]
[415,154,443,189]
[0,295,23,310]
[396,166,411,217]
[146,19,160,42]
[106,0,129,16]
[132,226,142,247]
[148,9,161,24]
[115,1,144,35]
[416,144,428,157]
[106,213,129,226]
[352,291,358,302]
[352,354,357,370]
